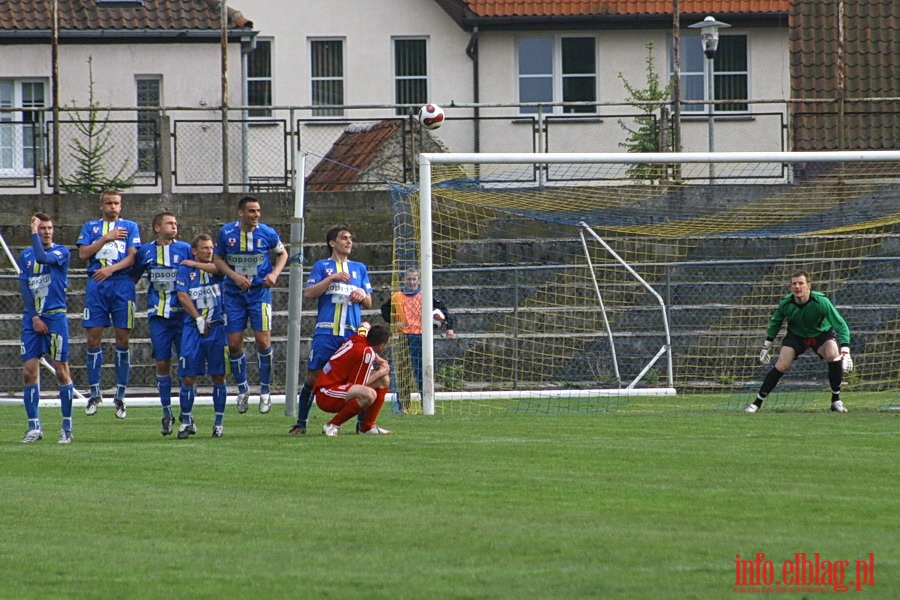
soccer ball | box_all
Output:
[432,308,446,327]
[418,103,445,130]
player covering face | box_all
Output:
[315,322,393,436]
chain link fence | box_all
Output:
[0,100,810,193]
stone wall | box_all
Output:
[0,190,395,270]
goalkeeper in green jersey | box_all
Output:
[746,270,853,414]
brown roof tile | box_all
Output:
[462,1,790,17]
[789,0,898,150]
[0,0,252,32]
[305,120,405,192]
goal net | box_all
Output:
[393,151,900,415]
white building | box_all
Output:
[0,1,818,192]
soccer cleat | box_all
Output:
[114,399,127,419]
[85,396,102,416]
[259,393,271,414]
[288,423,307,435]
[322,423,340,437]
[177,424,193,439]
[178,414,197,435]
[831,400,848,413]
[58,429,73,444]
[211,425,224,438]
[22,429,43,443]
[160,415,175,436]
[360,425,393,435]
[744,403,760,414]
[236,391,249,414]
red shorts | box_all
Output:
[314,384,354,413]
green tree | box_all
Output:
[59,57,136,193]
[617,43,674,183]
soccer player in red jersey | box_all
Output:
[314,323,392,436]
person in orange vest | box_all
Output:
[380,268,454,412]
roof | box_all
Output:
[790,0,898,150]
[0,0,252,32]
[435,1,791,29]
[461,1,790,17]
[305,120,406,192]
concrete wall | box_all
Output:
[0,190,395,270]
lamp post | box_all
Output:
[689,15,730,181]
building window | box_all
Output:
[310,39,344,117]
[394,38,428,115]
[247,39,273,117]
[677,35,748,113]
[0,79,45,176]
[517,36,597,114]
[136,76,160,173]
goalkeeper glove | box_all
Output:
[840,346,853,372]
[758,341,773,365]
[195,316,207,334]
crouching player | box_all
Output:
[175,234,228,438]
[316,323,393,436]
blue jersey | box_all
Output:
[175,264,225,324]
[307,258,372,337]
[214,221,285,291]
[133,240,193,319]
[19,234,69,317]
[76,218,142,277]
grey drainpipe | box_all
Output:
[465,26,479,153]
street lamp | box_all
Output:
[689,15,730,180]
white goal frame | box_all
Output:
[416,150,900,415]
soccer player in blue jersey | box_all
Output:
[176,234,228,438]
[19,213,76,444]
[77,190,141,419]
[289,224,373,435]
[746,270,853,414]
[213,196,288,415]
[132,211,195,435]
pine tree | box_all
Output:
[59,57,136,193]
[617,43,674,184]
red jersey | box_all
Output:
[314,333,377,390]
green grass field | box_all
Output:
[1,393,897,599]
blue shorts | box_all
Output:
[179,321,227,378]
[83,276,136,329]
[223,286,273,334]
[149,314,184,361]
[307,333,350,371]
[21,312,70,363]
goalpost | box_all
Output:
[412,150,900,416]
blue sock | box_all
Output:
[179,386,195,420]
[114,347,130,400]
[213,384,227,426]
[295,382,313,426]
[229,352,249,394]
[156,375,173,415]
[87,348,103,398]
[24,384,40,428]
[60,382,74,432]
[258,347,273,395]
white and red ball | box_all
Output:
[432,308,446,328]
[418,103,445,130]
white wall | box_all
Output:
[0,41,241,108]
[251,0,473,112]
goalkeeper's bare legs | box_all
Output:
[748,335,846,412]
